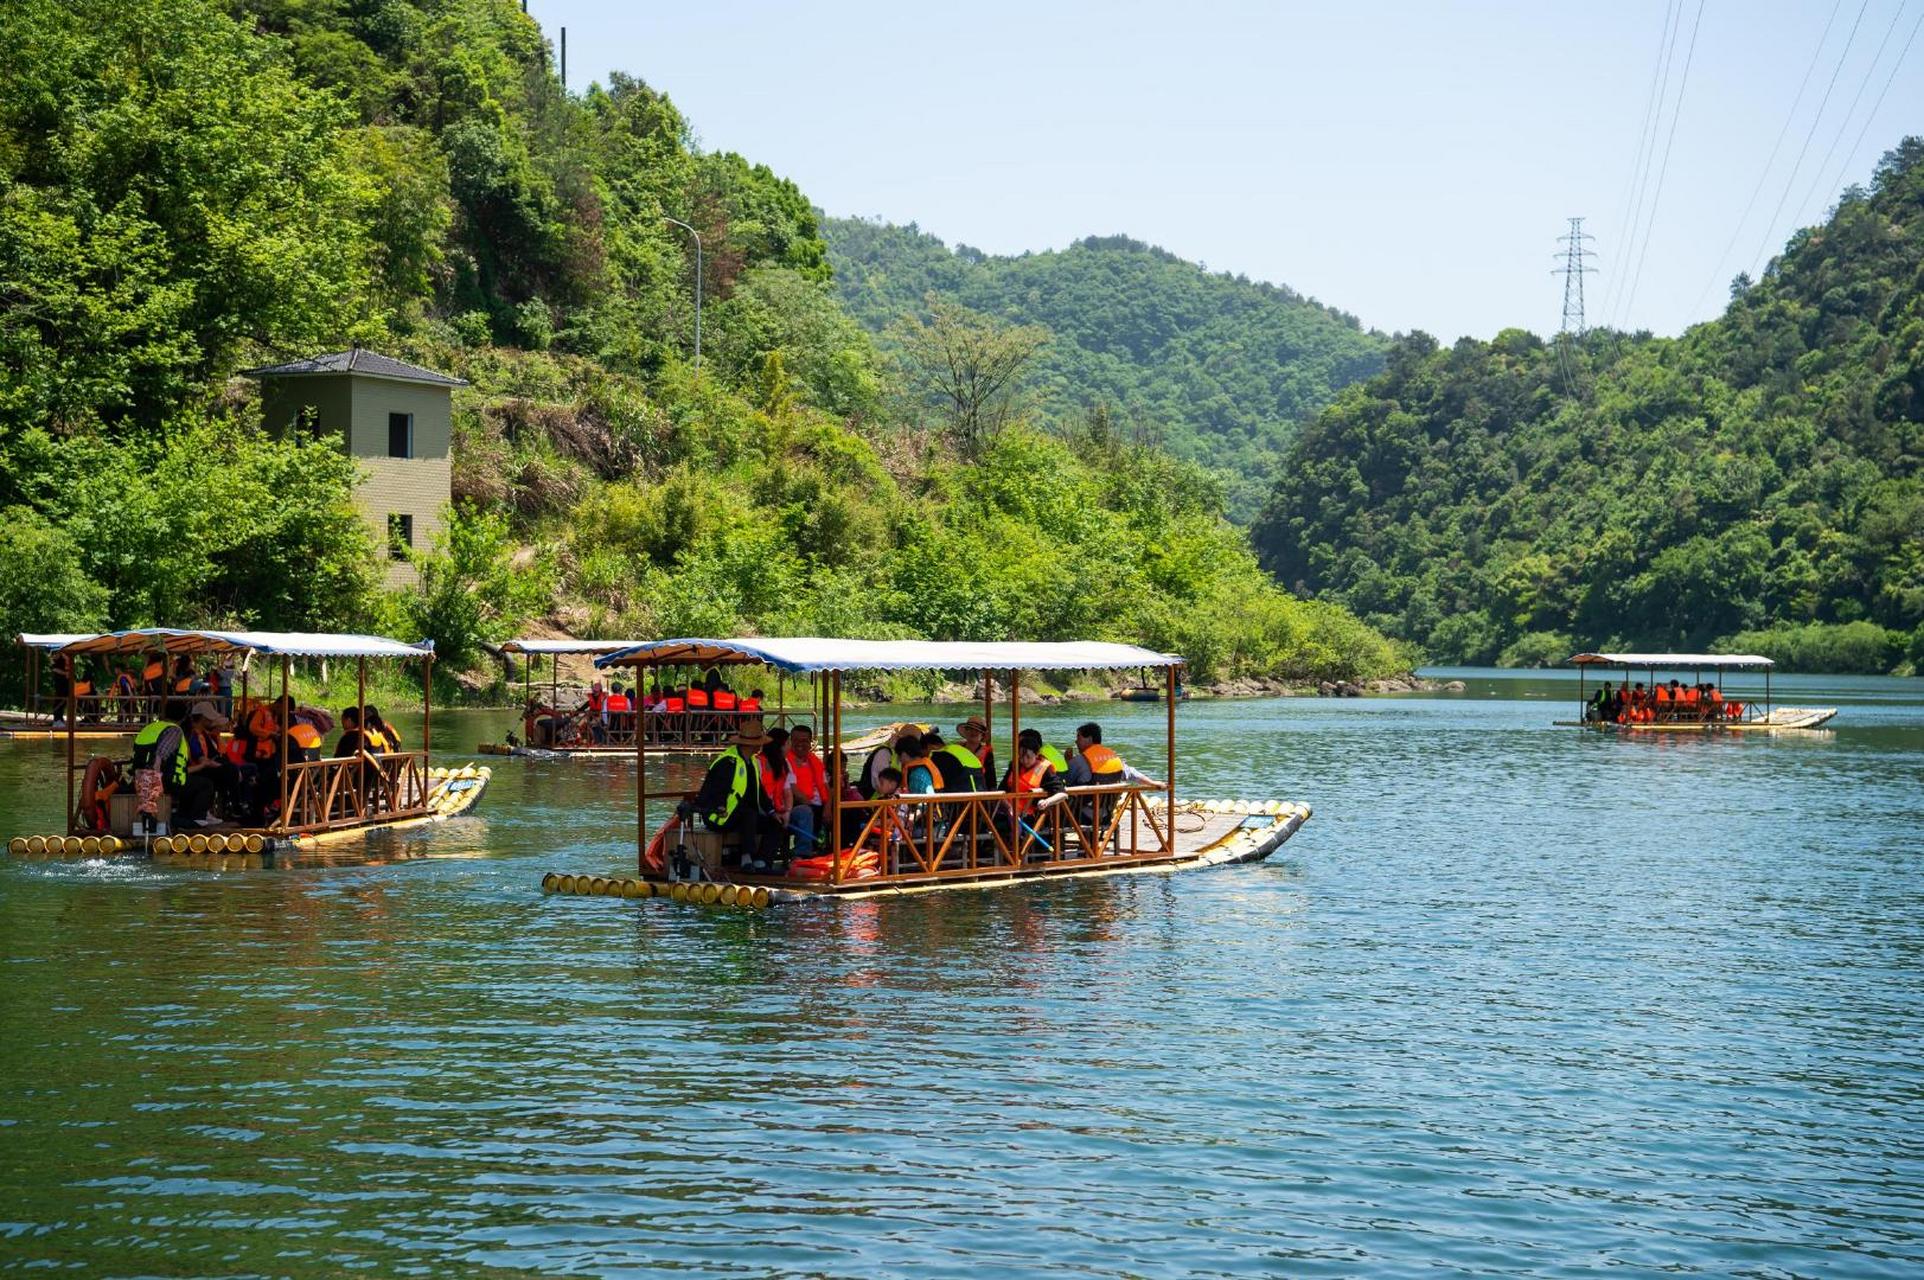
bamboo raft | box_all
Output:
[541,797,1310,907]
[7,765,492,869]
[1555,706,1838,732]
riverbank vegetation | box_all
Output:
[1254,140,1924,674]
[0,0,1409,702]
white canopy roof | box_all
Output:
[500,638,645,656]
[19,633,99,650]
[596,637,1183,674]
[47,629,434,659]
[1570,652,1774,670]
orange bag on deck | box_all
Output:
[788,848,881,882]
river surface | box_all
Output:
[2,670,1921,1277]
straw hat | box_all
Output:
[732,717,770,747]
[188,700,231,730]
[955,715,989,735]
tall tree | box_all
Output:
[891,297,1047,457]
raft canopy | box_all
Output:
[500,638,646,656]
[45,628,434,659]
[1569,652,1774,670]
[19,633,100,650]
[594,637,1183,674]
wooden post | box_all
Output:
[1164,663,1177,853]
[646,662,654,873]
[277,655,290,832]
[422,653,433,760]
[1009,669,1021,770]
[982,669,994,778]
[28,647,38,719]
[1578,665,1585,724]
[357,656,368,817]
[829,670,842,864]
[64,652,76,834]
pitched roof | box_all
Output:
[239,349,467,387]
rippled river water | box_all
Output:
[3,670,1922,1277]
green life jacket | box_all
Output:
[132,719,186,788]
[930,743,985,792]
[1039,744,1069,775]
[703,748,759,827]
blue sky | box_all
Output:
[527,1,1924,342]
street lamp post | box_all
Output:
[663,216,701,375]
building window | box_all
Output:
[388,513,413,558]
[388,412,413,458]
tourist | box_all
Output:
[1064,722,1159,834]
[761,725,795,858]
[185,701,241,823]
[786,724,828,855]
[364,705,401,751]
[997,729,1065,841]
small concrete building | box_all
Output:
[244,349,467,587]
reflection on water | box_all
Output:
[2,672,1923,1276]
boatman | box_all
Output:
[683,717,780,872]
[954,716,997,796]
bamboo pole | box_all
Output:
[1009,669,1020,776]
[358,656,368,818]
[646,658,654,870]
[829,670,842,868]
[64,654,76,834]
[1164,663,1177,853]
[422,653,433,761]
[277,655,290,832]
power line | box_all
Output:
[1688,0,1847,317]
[1820,6,1924,201]
[1617,0,1705,334]
[1790,1,1914,230]
[1602,0,1682,329]
[1747,0,1873,279]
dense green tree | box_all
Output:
[1254,139,1924,672]
[826,219,1389,517]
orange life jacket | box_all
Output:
[1008,760,1051,817]
[1080,743,1124,779]
[665,696,685,714]
[686,687,710,709]
[606,693,631,713]
[740,697,761,712]
[788,750,827,805]
[73,679,94,698]
[173,675,194,694]
[143,660,163,681]
[289,723,322,750]
[899,755,946,792]
[713,689,737,711]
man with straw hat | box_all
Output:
[682,716,781,872]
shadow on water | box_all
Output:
[2,672,1922,1276]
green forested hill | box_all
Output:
[1252,140,1924,672]
[0,0,1408,692]
[824,218,1389,519]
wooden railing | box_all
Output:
[831,782,1172,884]
[279,750,430,834]
[28,692,196,726]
